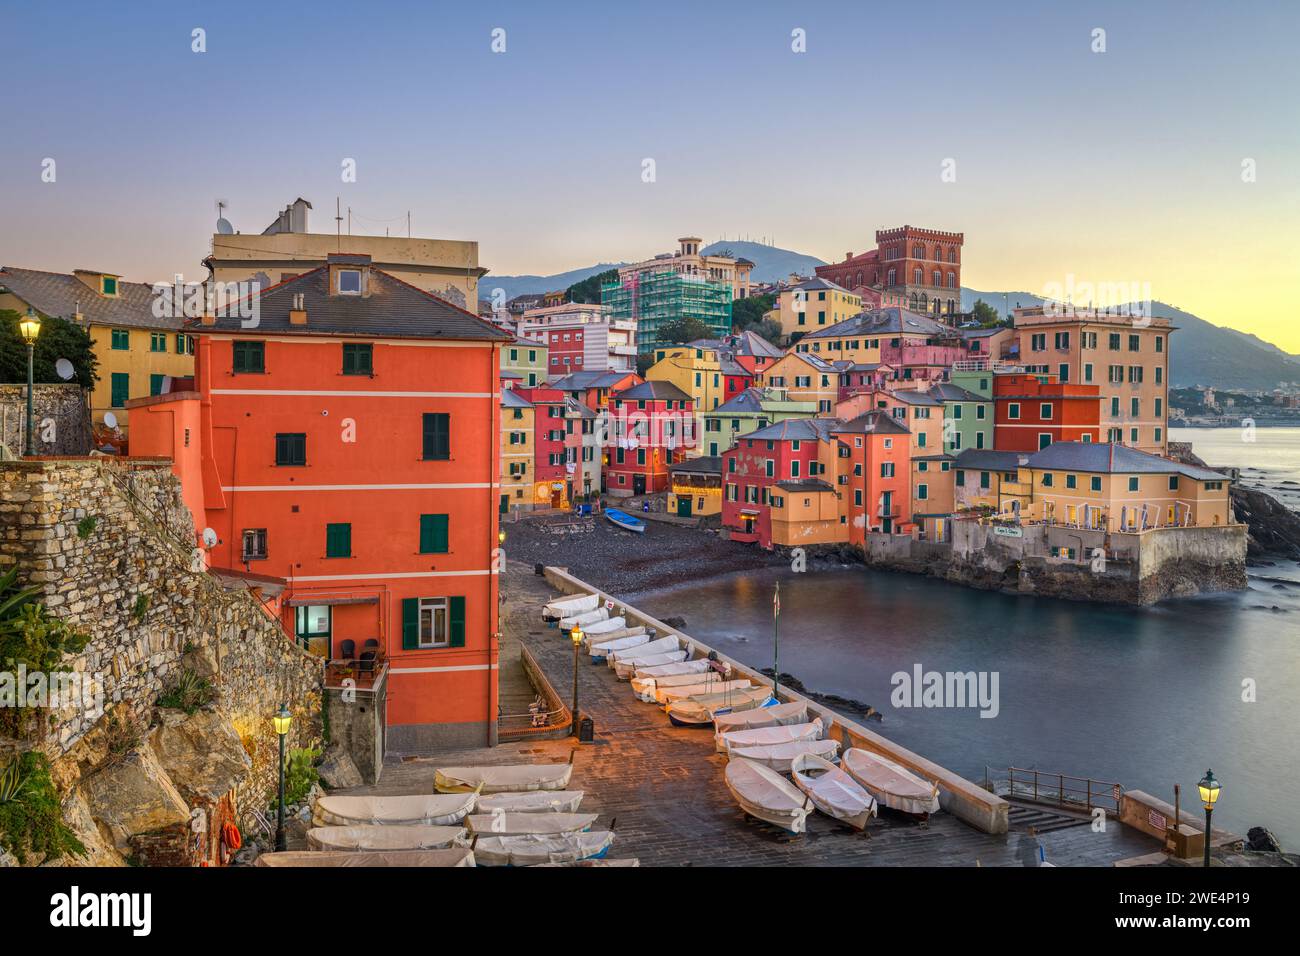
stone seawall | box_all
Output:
[0,457,322,865]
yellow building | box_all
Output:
[759,352,840,414]
[667,455,723,518]
[648,342,729,414]
[997,442,1232,531]
[769,278,861,342]
[0,266,191,433]
[500,389,534,514]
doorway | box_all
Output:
[677,496,692,518]
[633,475,646,495]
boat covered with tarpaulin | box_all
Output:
[258,849,475,867]
[791,751,877,830]
[306,824,468,851]
[434,762,573,794]
[312,792,476,827]
[712,701,808,751]
[841,748,941,817]
[724,757,812,834]
[472,830,616,866]
[666,686,773,726]
[727,738,840,774]
[474,791,585,814]
[720,718,824,755]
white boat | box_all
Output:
[543,593,600,620]
[841,748,941,817]
[471,830,615,866]
[435,762,573,794]
[667,686,774,726]
[615,650,688,678]
[258,849,475,867]
[580,615,628,637]
[630,669,728,702]
[560,606,608,630]
[306,824,468,851]
[724,757,813,835]
[728,738,841,774]
[313,792,476,827]
[634,659,713,680]
[657,678,753,706]
[474,791,584,814]
[606,635,679,667]
[589,631,650,663]
[721,718,824,754]
[466,811,597,835]
[586,627,646,652]
[713,701,809,752]
[533,858,639,867]
[791,751,877,830]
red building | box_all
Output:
[514,385,568,508]
[816,225,964,319]
[604,380,693,496]
[830,411,912,540]
[993,372,1101,451]
[548,369,642,413]
[720,418,840,547]
[127,254,509,751]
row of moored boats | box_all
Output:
[546,589,943,836]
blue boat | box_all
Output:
[604,509,646,534]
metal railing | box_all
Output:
[985,765,1123,816]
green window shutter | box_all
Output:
[423,413,450,460]
[420,514,448,554]
[401,598,419,650]
[326,523,351,558]
[111,329,130,350]
[110,372,130,407]
[449,596,466,647]
[150,374,165,396]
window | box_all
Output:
[917,484,928,501]
[1084,363,1093,383]
[1038,433,1052,450]
[1091,476,1102,492]
[1007,403,1020,420]
[1128,476,1139,492]
[1131,397,1140,416]
[1108,333,1121,350]
[980,471,991,489]
[338,269,362,294]
[343,343,373,375]
[176,333,194,355]
[422,413,450,460]
[232,340,265,373]
[150,373,166,396]
[1066,474,1077,489]
[325,523,352,558]
[956,471,965,487]
[1128,334,1140,352]
[1168,475,1178,491]
[1040,403,1053,420]
[111,329,130,350]
[1155,337,1164,353]
[880,462,894,478]
[150,332,167,352]
[101,276,118,296]
[1042,473,1053,487]
[402,595,466,649]
[110,372,130,408]
[241,529,267,561]
[275,432,306,466]
[419,514,449,554]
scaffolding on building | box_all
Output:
[603,270,732,354]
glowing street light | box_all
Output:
[273,704,292,851]
[19,308,41,456]
[570,625,583,738]
[1197,769,1221,868]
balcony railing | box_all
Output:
[324,655,388,691]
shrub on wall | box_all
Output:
[0,751,86,863]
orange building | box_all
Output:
[128,254,509,750]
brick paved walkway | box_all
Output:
[342,564,1161,866]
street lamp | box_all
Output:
[19,308,41,457]
[1197,769,1220,868]
[272,704,292,851]
[570,625,583,738]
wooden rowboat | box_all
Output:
[724,757,813,835]
[841,748,941,818]
[791,751,877,830]
[605,509,646,533]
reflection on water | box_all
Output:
[629,562,1300,845]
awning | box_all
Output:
[285,595,380,608]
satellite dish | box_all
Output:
[201,527,219,548]
[103,411,118,429]
[55,358,75,380]
[216,217,234,235]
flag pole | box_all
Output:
[772,581,780,698]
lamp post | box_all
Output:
[19,308,42,457]
[272,704,292,851]
[570,625,583,738]
[1198,769,1220,868]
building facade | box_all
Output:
[993,372,1102,452]
[604,380,694,495]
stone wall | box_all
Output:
[0,383,92,457]
[0,457,323,864]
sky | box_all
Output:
[2,0,1298,350]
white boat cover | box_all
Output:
[667,686,773,724]
[560,607,608,629]
[543,593,599,618]
[713,701,809,751]
[587,627,646,651]
[580,616,628,636]
[606,635,679,665]
[258,849,475,867]
[657,678,752,705]
[724,757,812,835]
[721,718,824,754]
[435,763,573,794]
[634,659,712,679]
[791,752,877,830]
[612,649,688,678]
[533,857,639,867]
[590,632,651,656]
[472,830,615,866]
[474,790,584,814]
[630,670,728,701]
[313,791,476,827]
[306,824,468,851]
[466,811,598,835]
[841,748,941,815]
[728,738,841,774]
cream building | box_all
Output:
[617,236,753,300]
[768,277,861,341]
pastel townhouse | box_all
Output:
[717,330,784,376]
[501,337,548,386]
[830,411,912,540]
[513,385,569,508]
[126,253,510,750]
[648,340,743,417]
[929,381,993,453]
[604,380,694,496]
[993,372,1101,452]
[768,277,862,342]
[795,307,963,384]
[548,369,642,414]
[701,387,818,458]
[721,418,841,547]
[952,449,1025,512]
[761,351,839,414]
[563,396,602,502]
[999,442,1232,532]
[667,455,724,518]
[500,388,534,514]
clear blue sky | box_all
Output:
[2,0,1297,345]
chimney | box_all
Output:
[289,292,307,325]
[846,252,853,262]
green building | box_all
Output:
[935,372,993,453]
[700,387,819,458]
[501,338,548,386]
[603,271,732,356]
